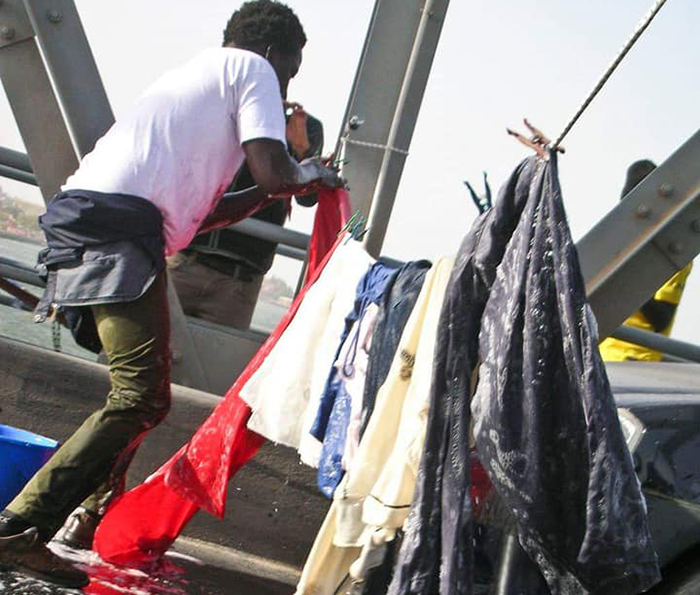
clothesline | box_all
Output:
[553,0,670,149]
[95,157,660,595]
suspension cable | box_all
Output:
[552,0,670,150]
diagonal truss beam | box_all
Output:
[578,129,700,340]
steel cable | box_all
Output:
[552,0,670,149]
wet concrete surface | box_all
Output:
[0,543,292,595]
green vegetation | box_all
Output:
[0,185,43,241]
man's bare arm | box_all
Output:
[243,138,342,195]
[197,138,341,235]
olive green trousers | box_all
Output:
[7,272,171,541]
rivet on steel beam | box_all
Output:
[635,205,651,219]
[0,26,15,40]
[47,10,63,23]
[348,116,364,131]
[668,241,684,255]
[658,183,674,198]
[691,220,700,234]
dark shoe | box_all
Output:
[0,509,32,537]
[0,527,89,589]
[54,508,101,550]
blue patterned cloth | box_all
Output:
[312,262,398,498]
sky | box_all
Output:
[1,0,699,342]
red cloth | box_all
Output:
[94,189,350,566]
[306,188,351,280]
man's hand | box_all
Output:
[284,101,311,160]
[243,138,344,198]
[268,157,344,199]
[300,156,344,188]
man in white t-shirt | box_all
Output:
[0,1,341,587]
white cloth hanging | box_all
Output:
[240,240,374,452]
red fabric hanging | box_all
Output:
[306,188,351,280]
[94,189,350,566]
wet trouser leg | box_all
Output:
[79,447,138,516]
[6,272,171,541]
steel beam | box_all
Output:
[0,32,78,200]
[578,129,700,340]
[23,0,114,157]
[363,0,450,257]
[337,0,450,239]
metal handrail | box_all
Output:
[1,238,699,363]
[0,146,313,257]
[0,256,44,287]
[0,164,38,186]
[226,217,309,251]
[0,146,32,173]
[611,325,700,364]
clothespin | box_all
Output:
[341,211,368,244]
[507,118,565,160]
[464,171,492,214]
[341,212,360,234]
[350,215,367,241]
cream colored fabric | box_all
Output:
[362,256,454,531]
[340,303,380,473]
[295,257,454,595]
[241,241,374,450]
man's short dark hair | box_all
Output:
[223,0,307,55]
[621,159,656,200]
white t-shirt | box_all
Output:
[63,48,287,255]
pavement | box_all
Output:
[0,542,293,595]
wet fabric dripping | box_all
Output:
[387,154,660,595]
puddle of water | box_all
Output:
[0,542,289,595]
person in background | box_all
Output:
[168,103,324,330]
[0,1,341,588]
[600,159,693,362]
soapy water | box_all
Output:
[0,541,289,595]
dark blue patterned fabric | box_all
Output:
[387,154,659,595]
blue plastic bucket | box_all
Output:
[0,425,59,509]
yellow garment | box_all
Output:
[600,263,692,362]
[295,257,454,595]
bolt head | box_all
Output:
[636,205,651,219]
[658,183,674,198]
[668,241,684,255]
[47,9,62,23]
[691,220,700,233]
[1,26,15,40]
